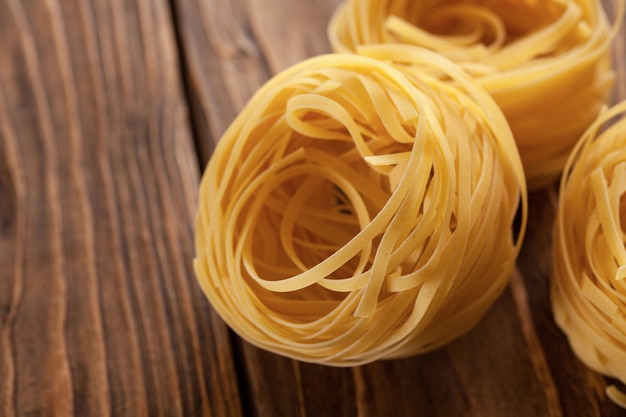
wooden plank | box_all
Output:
[168,0,271,158]
[170,2,361,417]
[3,0,622,415]
[515,191,614,417]
[169,0,340,146]
[0,0,242,416]
[174,0,626,415]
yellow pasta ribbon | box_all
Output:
[552,100,626,408]
[328,0,625,189]
[195,51,527,366]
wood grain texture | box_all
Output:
[0,0,242,416]
[1,0,625,416]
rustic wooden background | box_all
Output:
[0,0,625,416]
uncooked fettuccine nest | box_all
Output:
[328,0,623,189]
[552,100,626,408]
[194,50,527,366]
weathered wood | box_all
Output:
[1,0,625,416]
[171,2,362,416]
[0,0,242,416]
[169,0,272,160]
[515,191,611,417]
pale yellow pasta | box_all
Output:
[328,0,624,189]
[194,50,527,366]
[552,100,626,408]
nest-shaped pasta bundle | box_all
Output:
[328,0,623,189]
[552,100,626,408]
[194,50,527,366]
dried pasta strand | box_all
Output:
[195,51,527,366]
[552,100,626,409]
[328,0,625,189]
[607,385,626,409]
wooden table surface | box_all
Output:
[1,0,625,416]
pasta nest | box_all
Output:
[195,50,527,366]
[328,0,623,190]
[552,100,626,408]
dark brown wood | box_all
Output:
[1,0,625,416]
[0,0,242,416]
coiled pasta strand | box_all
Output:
[194,50,527,366]
[552,100,626,409]
[328,0,625,189]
